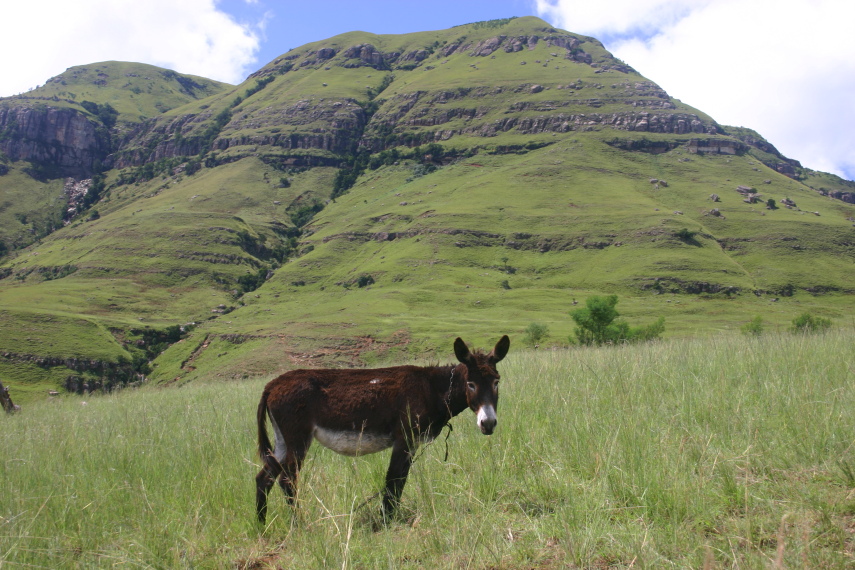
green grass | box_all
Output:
[3,331,855,567]
[0,162,65,253]
[4,61,231,124]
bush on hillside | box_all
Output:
[522,322,549,347]
[80,101,119,128]
[792,312,832,333]
[570,295,664,345]
[741,315,764,336]
[237,267,270,293]
[289,202,324,228]
[674,228,700,245]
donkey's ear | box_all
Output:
[490,335,510,362]
[453,337,472,364]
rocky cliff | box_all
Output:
[0,104,107,177]
[111,20,723,172]
[0,61,232,177]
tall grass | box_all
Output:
[2,331,854,568]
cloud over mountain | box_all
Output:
[0,0,261,95]
[535,0,855,179]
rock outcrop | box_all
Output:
[686,138,747,155]
[341,44,389,69]
[825,190,855,204]
[111,97,369,168]
[0,105,108,176]
[63,177,92,218]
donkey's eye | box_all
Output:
[493,380,500,390]
[466,382,476,392]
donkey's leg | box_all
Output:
[277,440,309,505]
[381,439,414,519]
[256,454,282,524]
[257,413,306,523]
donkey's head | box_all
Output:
[454,335,510,435]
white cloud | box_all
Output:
[535,0,710,38]
[535,0,855,179]
[0,0,260,97]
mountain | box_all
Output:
[0,62,231,255]
[0,16,853,403]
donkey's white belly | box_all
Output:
[313,426,394,456]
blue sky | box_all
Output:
[219,0,537,69]
[1,0,853,180]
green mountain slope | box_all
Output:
[4,61,231,126]
[0,63,232,253]
[0,16,853,402]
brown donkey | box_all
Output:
[255,335,510,523]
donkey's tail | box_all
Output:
[257,390,273,462]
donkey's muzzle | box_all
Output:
[476,405,497,435]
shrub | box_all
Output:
[237,267,270,293]
[289,202,324,228]
[522,323,549,347]
[792,312,832,333]
[741,315,764,336]
[632,316,665,342]
[571,295,620,345]
[674,228,698,243]
[184,158,201,176]
[570,295,664,345]
[356,274,375,288]
[407,163,437,181]
[80,101,119,128]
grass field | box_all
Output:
[2,330,854,568]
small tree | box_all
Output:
[570,295,664,345]
[674,227,701,246]
[741,315,764,336]
[571,295,621,345]
[522,322,549,347]
[356,274,375,288]
[792,312,832,333]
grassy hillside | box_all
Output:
[0,16,853,402]
[3,61,231,126]
[145,130,853,385]
[3,332,854,567]
[0,161,65,252]
[0,62,233,258]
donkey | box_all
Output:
[255,335,510,523]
